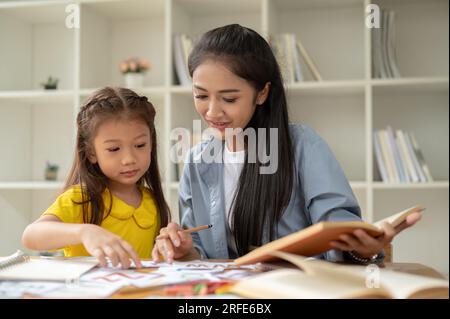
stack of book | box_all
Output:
[173,32,322,85]
[269,33,322,83]
[373,127,433,183]
[173,34,194,86]
[372,9,401,79]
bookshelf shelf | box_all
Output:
[286,80,366,95]
[0,90,75,104]
[80,86,166,98]
[0,181,64,190]
[170,86,192,94]
[0,0,448,274]
[371,77,449,94]
[372,181,450,190]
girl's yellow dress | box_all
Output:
[42,185,160,258]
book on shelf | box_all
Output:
[372,9,401,79]
[373,131,389,182]
[0,250,98,282]
[374,127,433,183]
[410,132,434,182]
[234,205,424,265]
[386,126,409,183]
[173,34,194,86]
[269,33,322,83]
[296,37,322,81]
[377,130,398,182]
[230,250,448,299]
[396,130,419,183]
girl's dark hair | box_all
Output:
[64,86,170,228]
[188,24,294,256]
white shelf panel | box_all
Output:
[79,86,166,97]
[371,77,449,93]
[273,0,364,10]
[174,0,261,15]
[170,86,192,94]
[0,181,64,190]
[287,80,365,95]
[372,181,449,190]
[81,0,165,19]
[349,181,367,190]
[0,1,72,23]
[169,181,368,191]
[0,90,75,104]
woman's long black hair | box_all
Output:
[188,24,294,256]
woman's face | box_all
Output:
[192,60,269,141]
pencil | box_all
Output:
[155,224,213,240]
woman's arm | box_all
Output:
[298,126,421,261]
[152,158,205,263]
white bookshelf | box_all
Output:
[0,0,448,274]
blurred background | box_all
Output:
[0,0,448,275]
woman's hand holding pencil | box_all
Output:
[155,224,212,240]
[152,223,212,263]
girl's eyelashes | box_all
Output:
[106,143,146,152]
[107,147,120,152]
[136,143,146,148]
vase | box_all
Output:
[124,72,144,89]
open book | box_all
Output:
[230,251,449,299]
[235,205,424,265]
[0,250,98,282]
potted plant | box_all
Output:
[41,76,59,90]
[45,161,59,181]
[119,57,151,89]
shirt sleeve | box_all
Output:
[299,128,362,262]
[42,187,84,224]
[179,160,208,259]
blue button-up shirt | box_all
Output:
[179,124,365,261]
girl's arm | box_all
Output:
[22,215,142,269]
[22,215,86,251]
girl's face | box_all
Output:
[192,60,269,142]
[89,118,151,191]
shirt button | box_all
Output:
[211,200,216,207]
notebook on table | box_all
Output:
[0,250,98,282]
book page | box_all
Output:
[373,205,424,229]
[230,269,391,299]
[374,269,449,299]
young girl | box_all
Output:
[152,24,421,264]
[22,87,170,269]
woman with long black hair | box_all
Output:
[152,24,420,264]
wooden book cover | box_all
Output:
[235,205,424,265]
